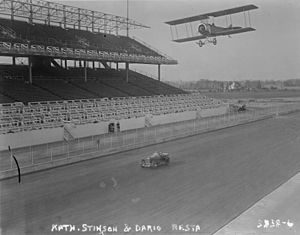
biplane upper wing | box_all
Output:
[165,4,258,25]
[165,15,209,26]
[208,4,258,18]
[173,27,256,43]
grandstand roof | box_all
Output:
[0,0,149,33]
[0,17,177,64]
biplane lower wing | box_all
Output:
[173,27,256,43]
[174,35,207,43]
[212,27,256,36]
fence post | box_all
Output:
[10,151,13,169]
[110,134,113,149]
[193,119,196,132]
[123,131,126,146]
[227,112,229,125]
[31,146,34,165]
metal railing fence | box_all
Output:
[1,103,300,176]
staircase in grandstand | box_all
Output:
[145,115,153,127]
[63,124,75,141]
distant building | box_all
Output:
[244,80,261,90]
[227,81,242,90]
[261,81,284,90]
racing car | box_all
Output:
[141,152,170,168]
[230,104,247,112]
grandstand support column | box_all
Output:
[78,8,81,30]
[116,62,119,70]
[10,0,14,20]
[12,56,16,65]
[28,56,33,84]
[92,11,95,32]
[63,5,67,28]
[84,60,87,82]
[47,2,51,25]
[29,1,33,24]
[65,60,67,69]
[158,64,161,81]
[125,62,129,83]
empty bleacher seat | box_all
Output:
[0,18,161,56]
[0,79,60,103]
[0,92,225,134]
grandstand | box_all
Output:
[0,93,226,134]
[0,0,228,147]
[0,17,162,57]
[0,66,185,102]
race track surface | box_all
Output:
[1,112,300,235]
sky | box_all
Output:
[5,0,300,81]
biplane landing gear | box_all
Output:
[212,38,217,45]
[196,40,204,47]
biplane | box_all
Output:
[165,5,258,47]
